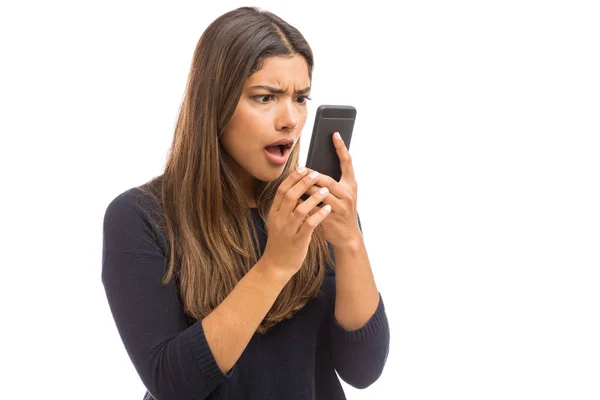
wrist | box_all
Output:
[255,256,295,286]
[333,235,364,254]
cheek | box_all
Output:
[228,103,264,140]
[222,110,250,145]
[297,116,308,132]
[298,107,308,124]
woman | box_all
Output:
[102,6,389,400]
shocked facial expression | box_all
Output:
[220,54,311,195]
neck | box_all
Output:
[222,152,258,208]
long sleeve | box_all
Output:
[330,294,390,388]
[101,189,231,400]
[327,211,390,389]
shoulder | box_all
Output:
[103,177,162,231]
[103,176,167,256]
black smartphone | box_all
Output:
[300,105,356,202]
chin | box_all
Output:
[256,167,286,183]
[259,158,293,180]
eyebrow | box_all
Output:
[248,85,311,95]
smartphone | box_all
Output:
[300,105,356,202]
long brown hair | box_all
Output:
[139,7,333,334]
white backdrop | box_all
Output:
[1,1,599,399]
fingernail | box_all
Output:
[319,187,329,195]
[309,171,319,178]
[334,132,341,140]
[297,167,306,174]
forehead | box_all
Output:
[246,54,310,87]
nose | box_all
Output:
[275,102,298,132]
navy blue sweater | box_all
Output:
[101,180,390,399]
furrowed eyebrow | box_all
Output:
[248,85,311,95]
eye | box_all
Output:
[254,95,274,103]
[297,96,311,105]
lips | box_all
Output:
[266,138,294,149]
[264,138,294,165]
[265,144,289,156]
[265,138,293,157]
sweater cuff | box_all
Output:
[332,293,388,343]
[187,320,234,382]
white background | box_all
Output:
[1,0,599,399]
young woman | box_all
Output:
[102,7,389,400]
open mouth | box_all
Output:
[266,144,292,156]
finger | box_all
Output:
[279,170,322,217]
[298,203,332,237]
[304,184,342,209]
[332,132,356,183]
[273,167,309,212]
[309,172,345,199]
[293,186,330,231]
[307,207,319,217]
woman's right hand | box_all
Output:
[262,167,332,276]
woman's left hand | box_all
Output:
[303,132,362,249]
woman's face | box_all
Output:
[220,54,311,201]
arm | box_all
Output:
[202,259,291,373]
[328,213,390,389]
[333,237,380,330]
[102,192,292,400]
